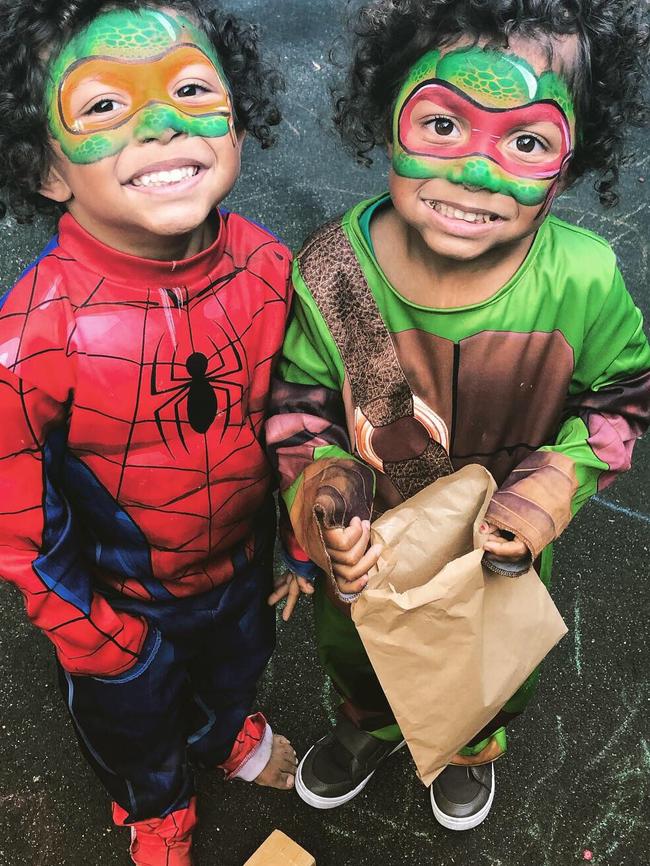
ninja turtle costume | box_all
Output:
[266,193,650,761]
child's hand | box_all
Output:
[268,571,315,621]
[322,515,383,596]
[480,522,529,560]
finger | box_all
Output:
[282,582,301,621]
[333,543,382,583]
[267,587,289,606]
[270,568,292,589]
[336,572,371,595]
[324,516,364,552]
[267,582,290,606]
[483,539,529,559]
[328,522,371,566]
[484,531,509,546]
[482,525,517,543]
[296,576,315,595]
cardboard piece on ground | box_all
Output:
[352,463,568,786]
[243,830,316,866]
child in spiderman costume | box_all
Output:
[0,1,298,863]
[266,0,650,832]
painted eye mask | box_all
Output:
[58,45,233,153]
[392,47,576,206]
[47,10,235,165]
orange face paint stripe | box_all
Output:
[59,44,232,136]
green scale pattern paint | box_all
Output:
[438,48,536,106]
[391,46,575,205]
[392,153,549,205]
[135,104,229,138]
[46,9,232,164]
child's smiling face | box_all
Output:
[40,7,243,256]
[388,36,578,262]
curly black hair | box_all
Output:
[333,0,650,205]
[0,0,284,222]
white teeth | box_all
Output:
[132,166,199,187]
[426,200,496,224]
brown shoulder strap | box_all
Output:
[298,218,452,500]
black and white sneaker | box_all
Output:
[295,716,405,809]
[430,762,495,830]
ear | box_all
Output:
[39,164,73,203]
[555,156,575,196]
[555,174,572,196]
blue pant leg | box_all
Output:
[186,551,276,768]
[57,627,193,823]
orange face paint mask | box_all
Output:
[47,10,235,164]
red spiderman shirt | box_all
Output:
[0,211,291,677]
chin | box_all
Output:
[145,209,213,239]
[422,231,494,262]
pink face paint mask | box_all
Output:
[391,47,576,207]
[399,82,572,182]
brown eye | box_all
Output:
[434,118,455,136]
[178,83,206,98]
[90,99,116,114]
[515,135,538,153]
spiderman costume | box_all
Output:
[0,207,292,821]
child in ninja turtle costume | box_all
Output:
[267,0,650,831]
[0,1,299,863]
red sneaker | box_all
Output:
[113,798,197,866]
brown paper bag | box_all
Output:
[351,464,567,786]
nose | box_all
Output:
[134,105,187,145]
[455,158,502,195]
[139,128,183,146]
[140,129,182,144]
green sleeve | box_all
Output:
[278,261,346,391]
[266,261,375,575]
[548,266,650,514]
[487,267,650,556]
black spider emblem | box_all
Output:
[151,334,244,451]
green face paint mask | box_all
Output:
[46,9,235,164]
[392,46,576,206]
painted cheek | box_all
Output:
[60,133,118,164]
[46,101,114,164]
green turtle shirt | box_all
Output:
[267,194,650,582]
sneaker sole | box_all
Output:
[295,739,406,810]
[429,763,495,831]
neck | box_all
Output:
[408,224,535,305]
[374,207,537,308]
[66,207,219,261]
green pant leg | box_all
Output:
[313,576,402,741]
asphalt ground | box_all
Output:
[0,2,648,865]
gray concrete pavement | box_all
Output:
[0,2,648,865]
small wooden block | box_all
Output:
[243,830,316,866]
